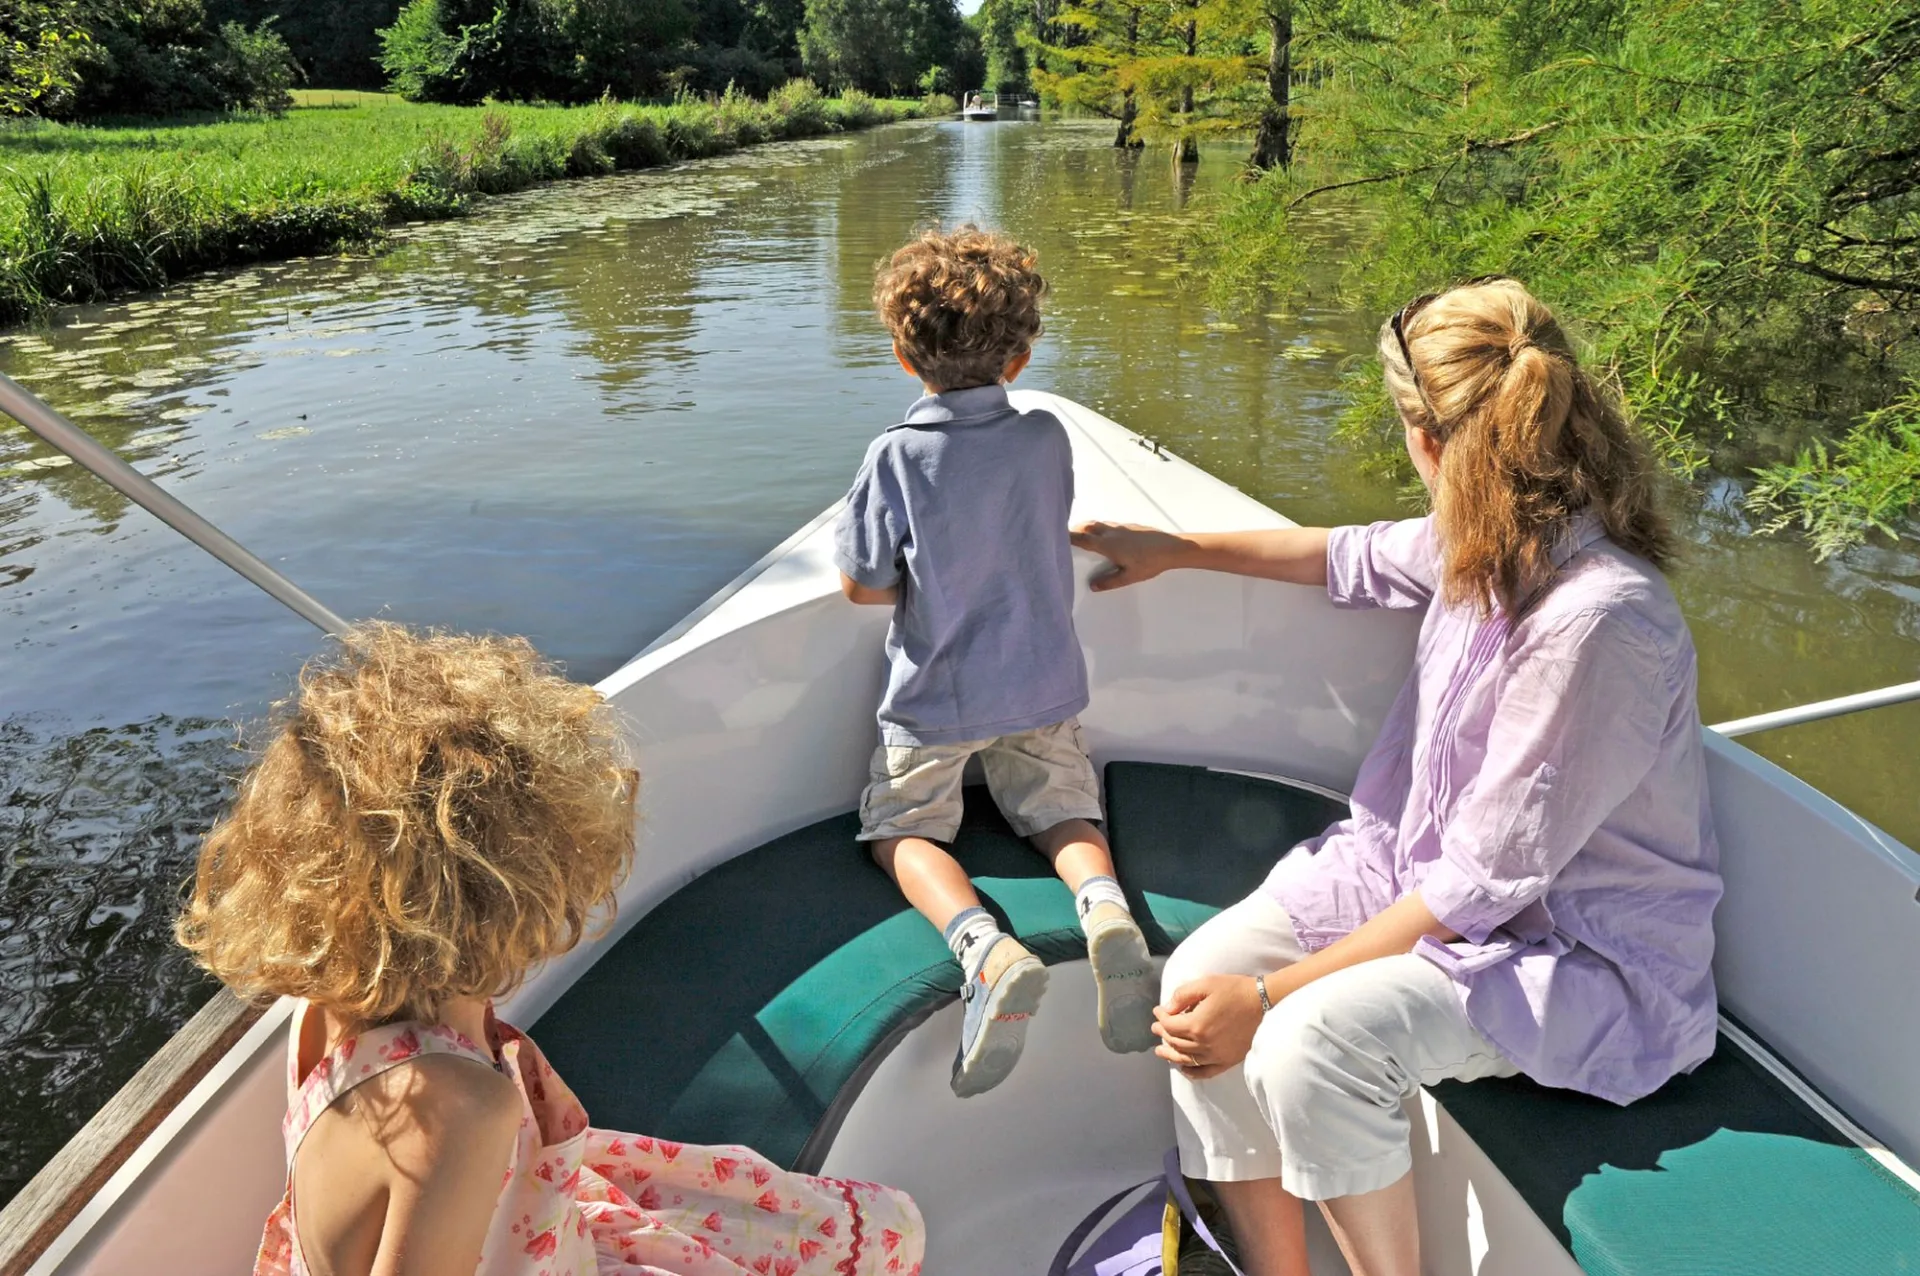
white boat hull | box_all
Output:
[28,392,1918,1276]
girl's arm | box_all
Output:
[1152,892,1457,1079]
[1069,522,1331,592]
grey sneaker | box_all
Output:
[951,936,1048,1098]
[1085,901,1157,1054]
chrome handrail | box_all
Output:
[0,371,348,635]
[1711,678,1920,739]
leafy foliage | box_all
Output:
[1197,0,1920,556]
[972,0,1030,94]
[1750,385,1920,560]
[3,0,298,119]
[0,2,94,117]
[205,0,404,90]
[376,0,967,101]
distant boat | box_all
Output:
[962,91,1009,121]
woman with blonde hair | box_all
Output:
[178,623,924,1276]
[1073,278,1721,1276]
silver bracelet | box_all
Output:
[1255,974,1273,1013]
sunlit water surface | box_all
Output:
[2,118,1915,1205]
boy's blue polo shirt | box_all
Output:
[833,383,1089,747]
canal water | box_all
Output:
[1,117,1915,1206]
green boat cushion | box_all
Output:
[1432,1044,1920,1272]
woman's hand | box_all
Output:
[1071,523,1334,590]
[1070,521,1192,592]
[1152,974,1265,1080]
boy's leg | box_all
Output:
[868,834,985,933]
[858,742,1048,1097]
[980,720,1157,1054]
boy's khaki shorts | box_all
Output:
[857,717,1103,843]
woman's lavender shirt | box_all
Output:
[1264,515,1722,1103]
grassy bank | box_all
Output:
[0,84,930,328]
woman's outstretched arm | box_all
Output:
[1070,522,1331,592]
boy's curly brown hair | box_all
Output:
[175,622,636,1025]
[874,225,1046,391]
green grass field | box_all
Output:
[0,85,929,327]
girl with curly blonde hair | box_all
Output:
[179,623,924,1276]
[1074,279,1718,1276]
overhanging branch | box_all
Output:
[1285,122,1561,211]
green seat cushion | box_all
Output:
[1432,1040,1920,1272]
[1102,761,1350,954]
[532,787,1091,1171]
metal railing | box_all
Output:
[1710,679,1920,739]
[3,369,1914,736]
[0,371,347,636]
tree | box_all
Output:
[798,0,966,95]
[742,0,807,68]
[1,1,92,116]
[564,0,696,97]
[972,0,1030,94]
[381,0,697,102]
[1201,0,1920,556]
[1247,0,1288,168]
[1033,0,1164,147]
[206,0,404,89]
[1036,0,1261,157]
[34,0,299,118]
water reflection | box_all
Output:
[1,118,1915,1207]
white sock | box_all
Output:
[1074,874,1130,924]
[943,907,1005,982]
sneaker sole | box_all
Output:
[1089,919,1157,1054]
[951,956,1049,1098]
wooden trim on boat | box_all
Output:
[0,990,264,1276]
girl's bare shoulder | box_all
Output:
[342,1053,522,1163]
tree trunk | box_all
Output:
[1251,2,1292,169]
[1176,4,1199,164]
[1114,6,1142,148]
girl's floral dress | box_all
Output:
[256,1004,925,1276]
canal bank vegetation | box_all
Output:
[377,0,982,103]
[0,84,921,327]
[6,0,985,114]
[1185,0,1920,558]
